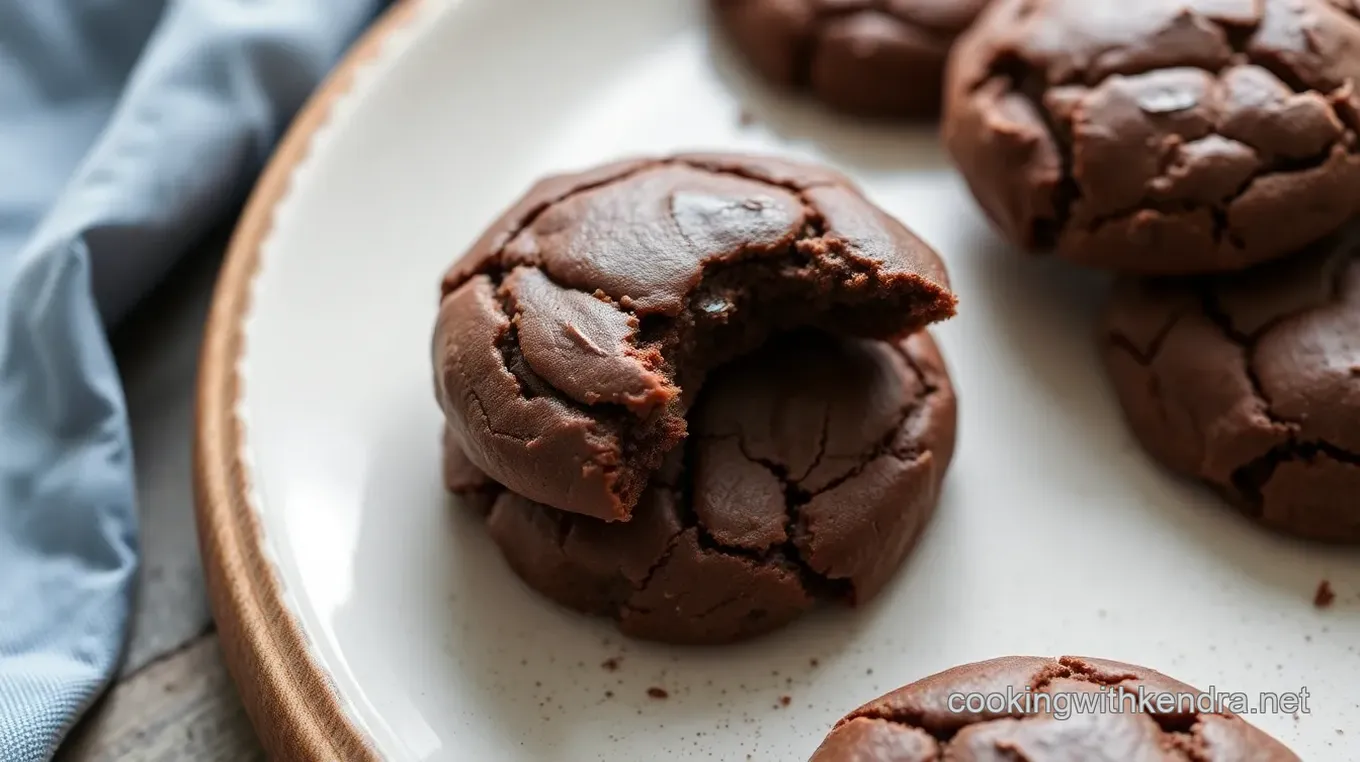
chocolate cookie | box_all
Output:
[446,331,956,645]
[811,655,1300,761]
[434,153,955,521]
[1102,229,1360,543]
[944,0,1360,274]
[713,0,991,118]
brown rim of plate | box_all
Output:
[193,1,423,759]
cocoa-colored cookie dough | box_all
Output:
[446,331,956,645]
[713,0,991,118]
[944,0,1360,274]
[811,655,1300,761]
[434,153,955,522]
[1102,229,1360,543]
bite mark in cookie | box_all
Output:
[434,153,955,521]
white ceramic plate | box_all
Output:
[198,0,1360,759]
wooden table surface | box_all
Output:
[58,236,267,761]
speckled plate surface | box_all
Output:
[194,0,1360,759]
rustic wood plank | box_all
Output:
[57,633,265,762]
[111,240,226,675]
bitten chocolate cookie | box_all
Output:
[944,0,1360,274]
[811,656,1300,761]
[434,153,955,521]
[713,0,991,118]
[445,331,956,645]
[1102,229,1360,543]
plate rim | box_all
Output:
[192,2,425,759]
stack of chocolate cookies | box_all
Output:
[432,153,960,645]
[944,0,1360,545]
[426,1,1344,757]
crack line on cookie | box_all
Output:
[632,526,687,597]
[698,362,943,601]
[793,351,941,499]
[460,384,535,444]
[724,437,839,595]
[1081,140,1353,249]
[980,52,1078,247]
[793,404,834,484]
[1232,439,1360,511]
[673,425,851,602]
[890,338,941,395]
[1103,304,1194,367]
[445,161,664,294]
[1196,283,1292,428]
[1196,257,1359,506]
[458,154,842,296]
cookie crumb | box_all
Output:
[779,696,791,707]
[648,687,669,699]
[602,657,621,672]
[810,658,820,667]
[605,690,614,698]
[1315,580,1336,608]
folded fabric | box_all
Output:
[0,1,387,758]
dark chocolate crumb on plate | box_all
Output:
[648,687,669,699]
[1316,580,1336,608]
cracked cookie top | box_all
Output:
[434,153,955,521]
[1102,227,1360,542]
[810,656,1300,761]
[712,0,992,117]
[446,331,957,645]
[944,0,1360,274]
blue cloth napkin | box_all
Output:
[0,1,386,758]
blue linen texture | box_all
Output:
[0,1,385,758]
